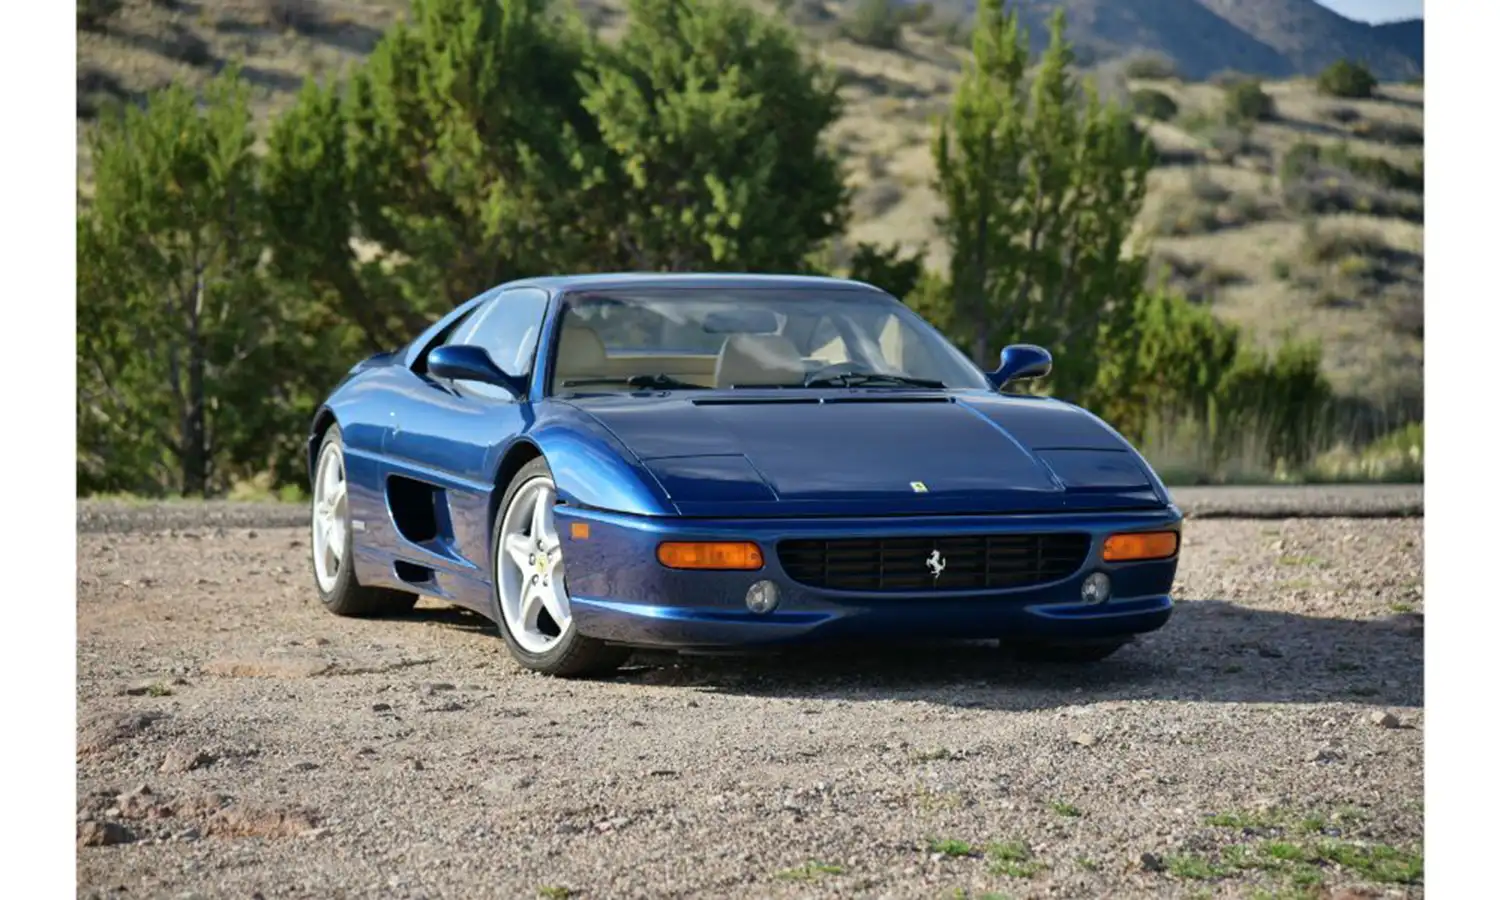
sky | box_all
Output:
[1313,0,1423,23]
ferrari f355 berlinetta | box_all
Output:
[307,274,1181,676]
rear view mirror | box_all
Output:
[428,345,527,396]
[987,344,1053,391]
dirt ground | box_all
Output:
[76,508,1423,899]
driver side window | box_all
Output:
[442,287,549,399]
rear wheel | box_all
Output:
[1007,639,1129,664]
[311,425,417,617]
[491,457,630,678]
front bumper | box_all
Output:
[553,505,1182,650]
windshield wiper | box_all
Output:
[803,372,947,389]
[560,373,705,391]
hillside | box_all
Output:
[901,0,1422,81]
[75,0,1424,420]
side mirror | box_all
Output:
[427,345,527,397]
[987,344,1052,391]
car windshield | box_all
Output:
[549,287,990,395]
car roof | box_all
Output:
[498,272,888,295]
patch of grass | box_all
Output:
[1205,810,1282,830]
[912,747,956,762]
[1313,840,1423,884]
[537,888,572,900]
[1051,801,1083,818]
[1167,853,1230,880]
[776,861,846,881]
[1077,856,1100,871]
[1192,809,1420,888]
[1277,555,1326,567]
[986,841,1041,878]
[145,682,174,697]
[1389,601,1415,613]
[928,838,976,858]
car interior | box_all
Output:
[551,307,941,392]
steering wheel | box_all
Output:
[802,361,876,385]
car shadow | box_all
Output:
[608,599,1424,712]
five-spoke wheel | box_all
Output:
[491,457,629,677]
[496,474,573,653]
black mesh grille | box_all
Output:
[776,533,1092,592]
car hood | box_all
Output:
[563,391,1169,517]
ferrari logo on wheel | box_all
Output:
[910,481,928,493]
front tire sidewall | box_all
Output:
[490,458,627,677]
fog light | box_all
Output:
[1080,572,1112,605]
[745,580,780,614]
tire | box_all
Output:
[490,457,630,678]
[311,425,418,618]
[1008,639,1129,664]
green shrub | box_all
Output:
[78,0,123,31]
[1350,119,1424,147]
[1223,78,1274,123]
[1317,59,1378,99]
[846,242,927,302]
[1124,53,1178,80]
[1131,88,1179,121]
[841,0,904,49]
[1091,291,1331,472]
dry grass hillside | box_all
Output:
[76,0,1424,415]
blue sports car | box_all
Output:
[307,273,1182,677]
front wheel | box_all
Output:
[490,458,630,677]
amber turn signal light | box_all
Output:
[1101,530,1180,562]
[657,541,765,570]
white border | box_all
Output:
[1,0,78,892]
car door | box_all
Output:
[384,287,551,573]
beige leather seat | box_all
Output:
[714,334,805,388]
[554,322,609,385]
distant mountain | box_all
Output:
[920,0,1423,80]
[1373,18,1424,71]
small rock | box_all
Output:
[1308,746,1344,764]
[424,682,457,694]
[1370,710,1402,729]
[291,762,320,772]
[1257,646,1284,659]
[482,774,534,793]
[372,703,392,712]
[160,747,215,774]
[1140,852,1165,872]
[78,821,135,847]
[555,822,583,834]
[1069,732,1099,748]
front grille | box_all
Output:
[777,533,1092,592]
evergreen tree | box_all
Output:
[932,1,1153,400]
[579,0,849,271]
[77,71,278,496]
[264,0,599,345]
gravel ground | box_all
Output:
[75,484,1423,535]
[77,505,1424,899]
